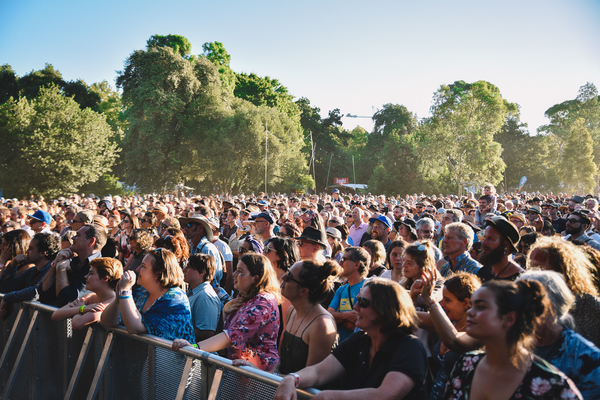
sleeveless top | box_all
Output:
[278,310,334,374]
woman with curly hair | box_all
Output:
[528,236,600,346]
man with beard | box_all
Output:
[368,215,392,252]
[525,205,544,232]
[476,216,524,283]
[565,210,600,251]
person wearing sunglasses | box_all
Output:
[101,248,194,343]
[274,278,428,400]
[328,247,370,343]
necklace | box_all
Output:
[290,306,315,337]
[492,261,511,279]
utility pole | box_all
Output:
[310,131,316,193]
[326,152,333,190]
[352,155,356,184]
[265,123,268,194]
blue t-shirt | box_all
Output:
[328,280,365,342]
[187,281,221,332]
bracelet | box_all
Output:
[192,344,198,348]
[119,289,132,297]
[288,372,300,388]
[427,299,439,308]
[79,305,85,314]
[118,296,132,299]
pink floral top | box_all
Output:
[445,351,582,400]
[223,292,280,371]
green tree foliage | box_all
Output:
[358,104,418,185]
[0,64,19,103]
[118,36,311,194]
[146,34,192,57]
[560,118,597,193]
[117,46,211,192]
[541,83,600,168]
[186,98,311,193]
[419,81,513,195]
[295,98,354,191]
[79,174,133,197]
[235,72,300,123]
[0,86,118,198]
[17,63,65,99]
[369,132,423,195]
[62,79,101,110]
[202,42,236,95]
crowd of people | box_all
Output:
[0,184,599,399]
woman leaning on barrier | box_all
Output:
[52,257,123,330]
[233,259,339,375]
[101,248,195,343]
[172,253,281,371]
[274,278,428,400]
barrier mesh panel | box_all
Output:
[107,334,150,400]
[217,369,278,400]
[35,310,68,400]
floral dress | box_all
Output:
[223,292,280,371]
[445,351,583,400]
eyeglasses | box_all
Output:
[140,218,150,223]
[356,296,371,308]
[72,219,84,224]
[282,273,305,287]
[276,232,290,238]
[567,219,582,224]
[186,222,199,228]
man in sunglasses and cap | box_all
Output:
[565,210,600,251]
[476,216,524,283]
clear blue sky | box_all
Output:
[1,0,599,133]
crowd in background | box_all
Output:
[0,185,599,399]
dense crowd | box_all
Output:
[0,184,599,399]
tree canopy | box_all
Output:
[0,86,118,198]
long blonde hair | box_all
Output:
[239,254,282,304]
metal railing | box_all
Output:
[0,297,318,400]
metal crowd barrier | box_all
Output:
[0,297,319,400]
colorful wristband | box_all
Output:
[289,372,300,387]
[79,305,85,314]
[118,296,132,300]
[119,289,132,297]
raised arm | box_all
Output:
[421,270,480,353]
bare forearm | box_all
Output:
[55,269,70,295]
[118,297,146,334]
[429,302,479,352]
[198,332,232,352]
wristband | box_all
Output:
[118,296,132,299]
[192,344,198,348]
[427,299,438,308]
[79,305,85,314]
[119,289,132,297]
[289,372,300,388]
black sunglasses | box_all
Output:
[356,296,371,308]
[282,273,305,287]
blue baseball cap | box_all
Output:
[369,215,392,229]
[28,210,52,225]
